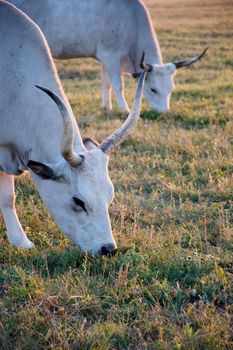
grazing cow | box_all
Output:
[9,0,207,113]
[0,0,148,256]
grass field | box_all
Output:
[1,0,233,349]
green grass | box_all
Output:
[1,0,233,349]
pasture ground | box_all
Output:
[0,0,233,349]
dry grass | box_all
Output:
[0,0,233,349]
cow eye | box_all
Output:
[151,88,158,94]
[73,197,87,212]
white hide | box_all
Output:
[0,1,145,256]
[143,63,176,113]
[30,149,116,253]
[9,0,177,113]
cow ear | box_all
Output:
[27,160,57,180]
[83,137,100,151]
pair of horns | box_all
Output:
[133,48,208,76]
[35,70,147,166]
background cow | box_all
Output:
[10,0,207,113]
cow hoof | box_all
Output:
[119,106,130,113]
[10,237,35,249]
[21,240,35,249]
[102,105,112,111]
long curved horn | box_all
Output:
[35,85,83,167]
[140,51,153,72]
[173,47,208,69]
[99,70,147,154]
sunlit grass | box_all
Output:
[1,0,233,349]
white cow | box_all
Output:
[9,0,207,113]
[0,0,148,256]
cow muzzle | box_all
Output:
[100,243,118,257]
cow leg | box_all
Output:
[101,65,112,110]
[0,174,34,248]
[101,57,129,112]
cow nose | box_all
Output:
[154,106,169,114]
[100,244,117,257]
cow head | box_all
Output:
[134,48,208,113]
[27,72,147,256]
